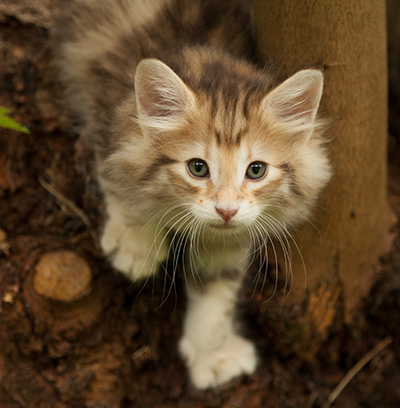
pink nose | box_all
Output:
[215,207,238,223]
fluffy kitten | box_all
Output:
[53,0,331,389]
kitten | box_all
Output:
[53,0,331,389]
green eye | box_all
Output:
[188,159,209,178]
[246,161,267,180]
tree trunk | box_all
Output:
[254,0,390,354]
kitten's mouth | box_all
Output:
[209,221,238,231]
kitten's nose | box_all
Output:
[215,207,238,223]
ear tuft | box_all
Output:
[262,69,324,139]
[135,59,195,130]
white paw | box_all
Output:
[101,218,167,281]
[179,334,257,389]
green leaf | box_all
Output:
[0,106,30,134]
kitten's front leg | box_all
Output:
[179,252,257,389]
[100,196,168,281]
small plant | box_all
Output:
[0,106,30,134]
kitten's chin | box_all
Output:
[208,221,243,233]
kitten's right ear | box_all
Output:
[135,59,195,131]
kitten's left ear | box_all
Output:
[261,69,323,140]
[135,58,195,131]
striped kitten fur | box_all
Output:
[53,0,331,389]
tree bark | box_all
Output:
[254,0,390,351]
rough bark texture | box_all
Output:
[254,0,390,343]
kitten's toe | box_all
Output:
[180,334,257,389]
[210,336,257,385]
[100,223,121,256]
[110,247,158,281]
[100,219,167,281]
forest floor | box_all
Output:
[1,2,400,408]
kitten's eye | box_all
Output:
[187,159,209,178]
[246,161,267,180]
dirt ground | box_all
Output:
[1,2,400,407]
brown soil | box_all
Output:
[1,2,400,407]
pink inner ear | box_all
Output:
[286,90,318,122]
[135,59,194,127]
[138,90,172,118]
[265,70,323,126]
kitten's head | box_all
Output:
[110,56,331,238]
